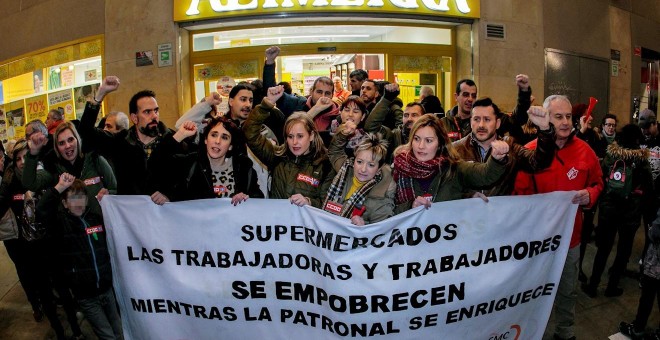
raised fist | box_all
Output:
[527,106,550,130]
[515,74,530,92]
[205,92,222,106]
[97,76,120,101]
[490,140,509,160]
[339,121,357,136]
[265,46,281,65]
[266,85,285,103]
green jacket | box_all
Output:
[22,152,117,215]
[364,96,405,163]
[394,156,507,213]
[328,133,396,223]
[244,101,334,208]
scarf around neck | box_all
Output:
[323,158,382,218]
[392,150,443,204]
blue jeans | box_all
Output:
[78,288,123,340]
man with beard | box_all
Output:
[78,76,190,204]
[364,83,423,163]
[441,79,477,142]
[452,97,554,198]
[226,83,254,125]
[360,79,380,112]
[362,80,402,129]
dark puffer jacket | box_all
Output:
[37,187,112,299]
[168,149,264,201]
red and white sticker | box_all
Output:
[84,177,101,186]
[447,132,461,140]
[12,194,24,201]
[324,201,342,214]
[297,173,320,187]
[86,225,104,235]
[213,185,228,194]
[422,193,433,201]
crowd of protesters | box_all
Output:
[0,45,658,340]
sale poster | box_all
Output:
[6,101,25,140]
[25,94,48,122]
[49,89,76,121]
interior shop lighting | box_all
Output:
[73,59,100,67]
[250,34,369,42]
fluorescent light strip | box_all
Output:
[250,34,369,42]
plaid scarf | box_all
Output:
[393,150,443,204]
[323,158,382,218]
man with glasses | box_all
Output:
[441,79,477,142]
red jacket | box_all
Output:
[513,135,603,248]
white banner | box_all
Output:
[101,192,578,340]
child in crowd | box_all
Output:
[37,175,122,340]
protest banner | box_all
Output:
[101,191,578,339]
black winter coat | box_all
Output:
[170,150,264,201]
[37,187,113,299]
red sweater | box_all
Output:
[513,135,603,248]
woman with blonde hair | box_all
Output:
[244,86,334,207]
[22,121,116,213]
[325,122,395,226]
[393,114,509,212]
[0,139,84,340]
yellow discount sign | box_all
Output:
[49,89,76,121]
[25,94,48,122]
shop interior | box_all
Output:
[190,21,456,110]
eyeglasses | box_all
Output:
[604,123,616,127]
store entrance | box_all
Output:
[190,42,455,114]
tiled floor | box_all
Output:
[1,226,657,339]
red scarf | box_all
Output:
[47,120,64,135]
[392,150,443,204]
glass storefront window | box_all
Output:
[0,39,103,145]
[193,25,452,51]
[192,53,386,105]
